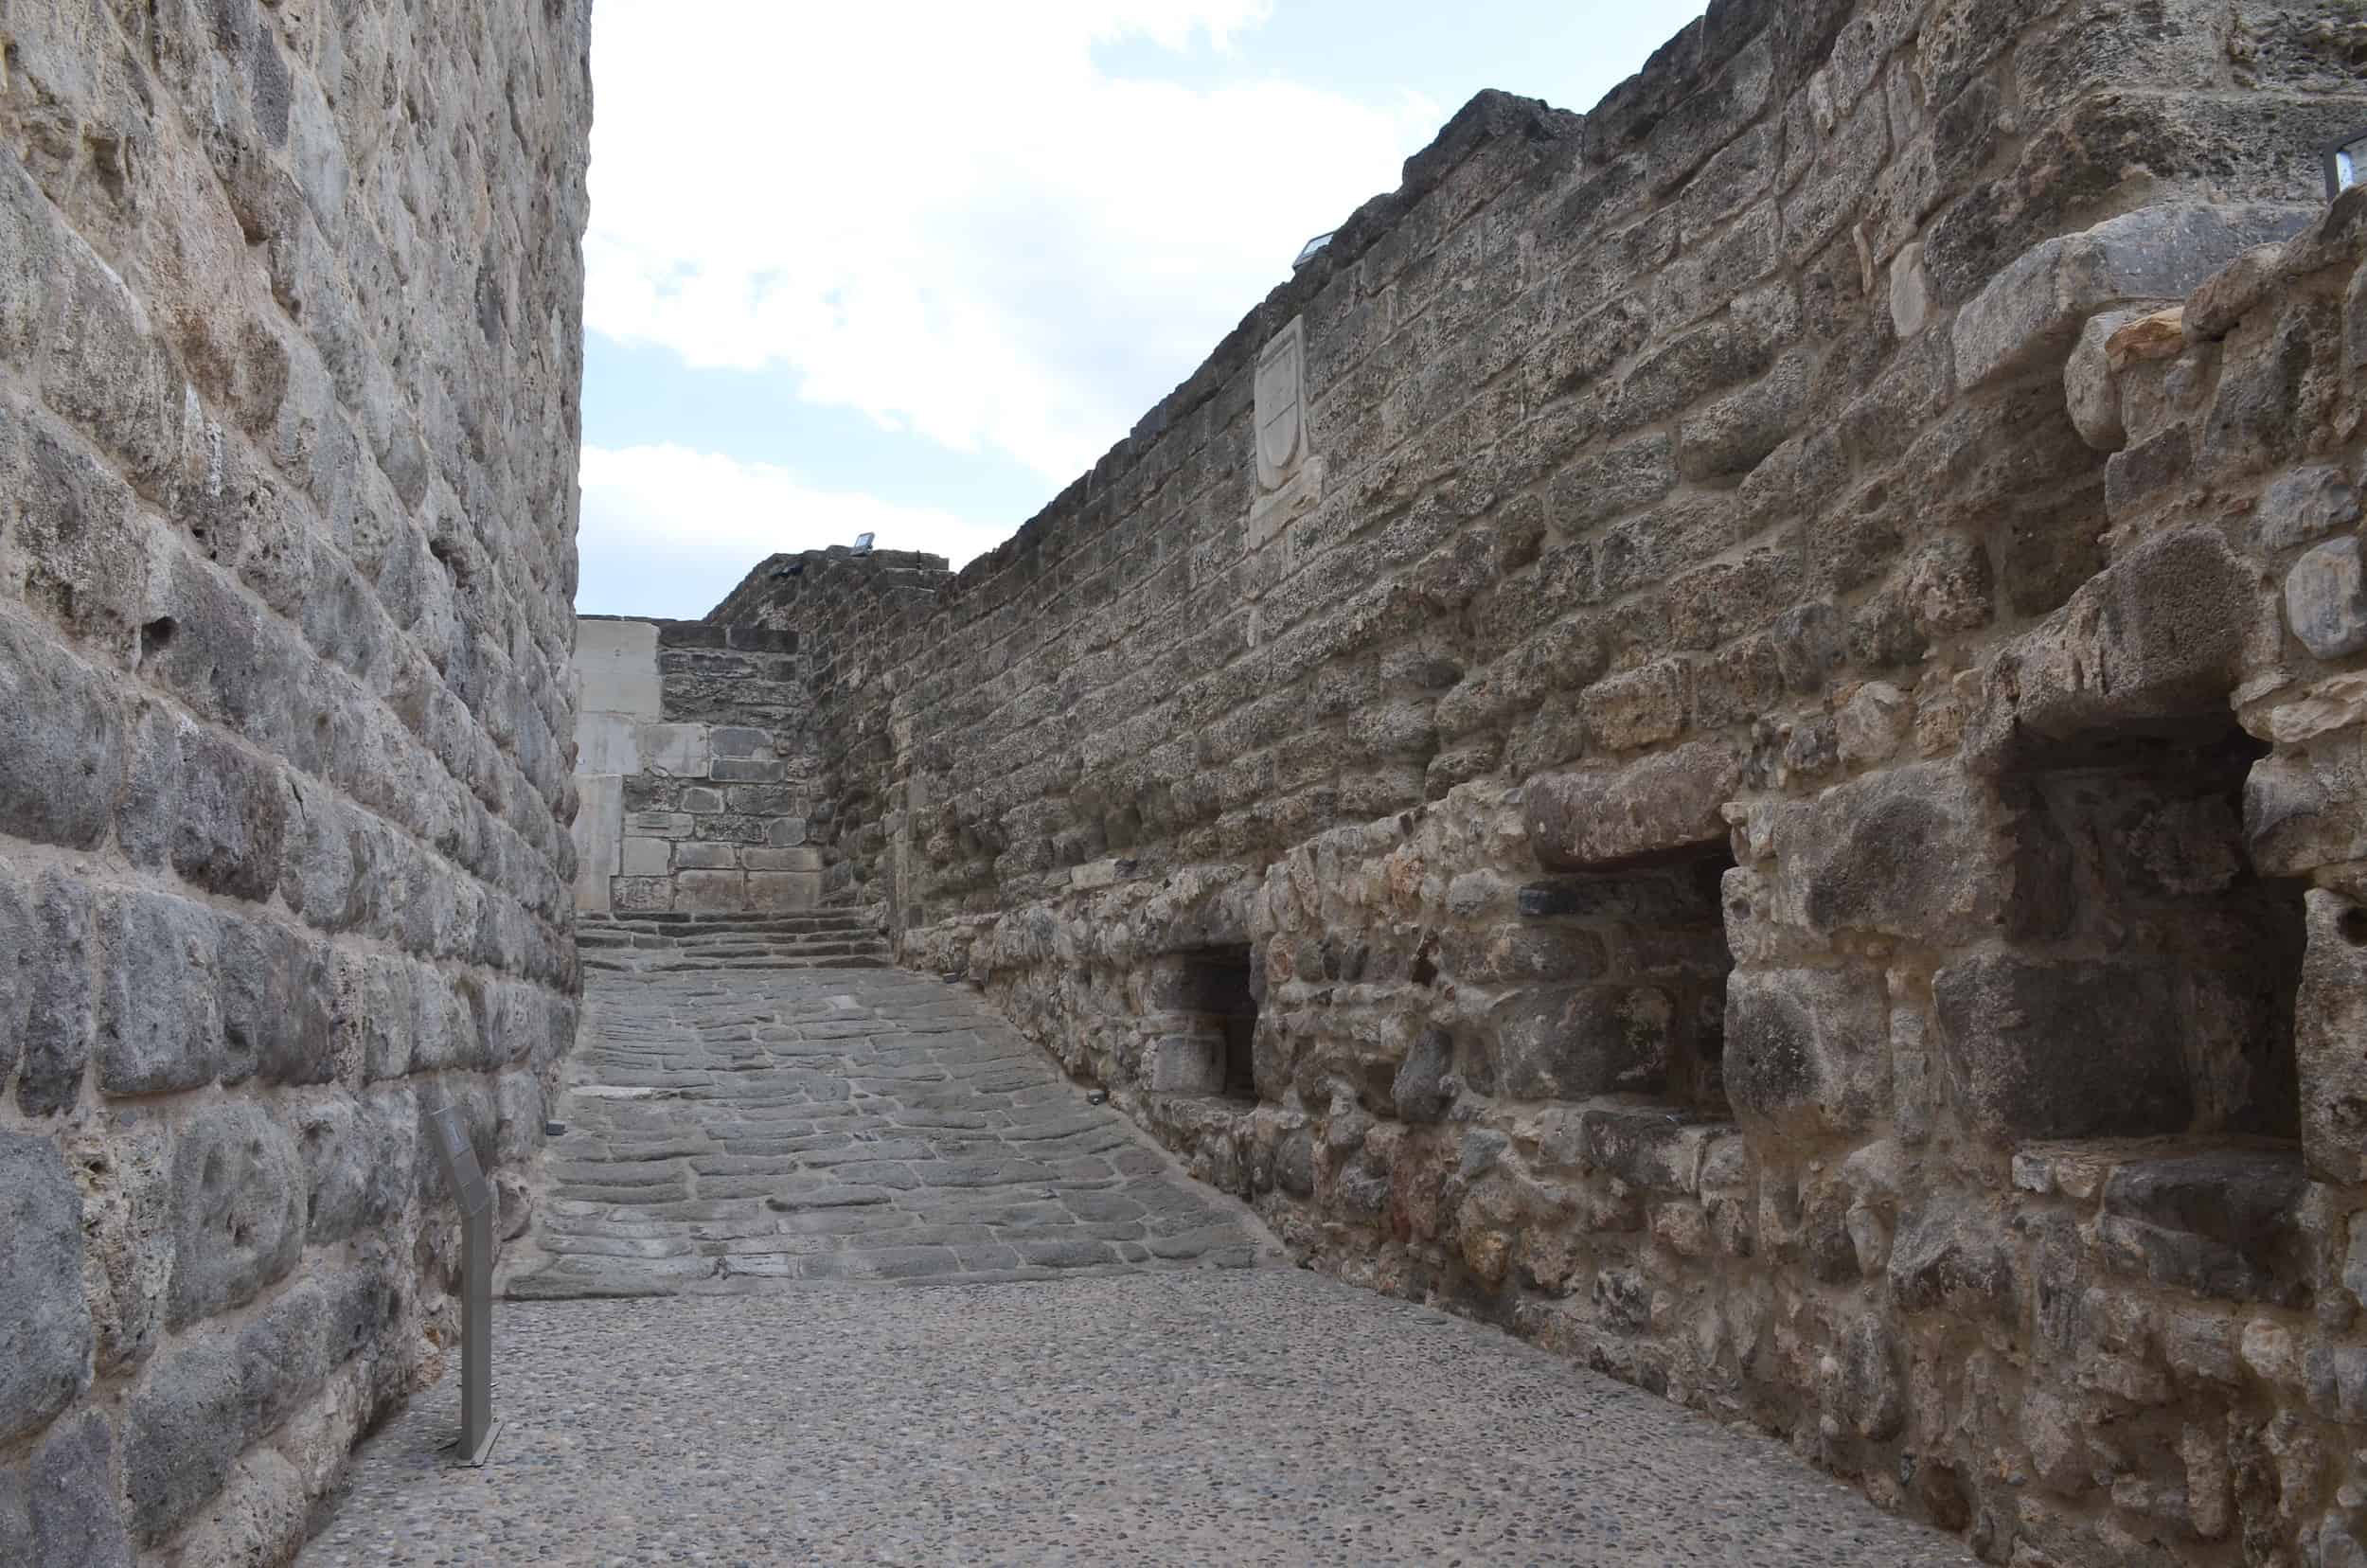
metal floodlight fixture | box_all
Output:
[851,531,875,556]
[2325,127,2367,202]
[1292,230,1337,271]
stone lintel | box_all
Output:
[1524,739,1743,872]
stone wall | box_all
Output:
[570,614,821,917]
[676,0,2367,1559]
[700,544,956,920]
[0,1,589,1561]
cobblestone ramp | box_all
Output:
[502,966,1272,1295]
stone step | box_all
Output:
[582,911,876,927]
[587,934,881,948]
[633,955,894,973]
[580,953,893,975]
[583,918,879,932]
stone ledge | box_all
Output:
[1523,739,1744,871]
[1953,203,2315,392]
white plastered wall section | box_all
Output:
[570,618,659,913]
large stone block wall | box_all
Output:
[685,0,2367,1559]
[570,614,822,916]
[0,2,589,1560]
[703,545,958,919]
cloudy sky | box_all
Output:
[576,0,1710,618]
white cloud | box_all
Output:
[584,1,1435,483]
[576,443,1012,619]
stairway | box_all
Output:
[576,909,893,972]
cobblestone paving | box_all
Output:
[502,967,1272,1296]
[304,965,1978,1564]
[304,1272,1976,1566]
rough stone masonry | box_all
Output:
[0,1,590,1561]
[618,0,2367,1562]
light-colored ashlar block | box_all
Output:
[637,722,711,778]
[572,775,623,913]
[1148,1034,1225,1095]
[674,870,746,912]
[576,711,640,775]
[576,618,662,717]
[619,836,671,876]
[748,871,820,912]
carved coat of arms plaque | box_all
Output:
[1254,316,1309,492]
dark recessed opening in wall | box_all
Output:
[2006,720,2304,1140]
[1513,841,1736,1113]
[1175,945,1260,1103]
[1663,844,1737,1113]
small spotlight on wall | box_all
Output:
[1292,230,1336,271]
[850,531,875,556]
[2325,127,2367,202]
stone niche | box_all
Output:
[1497,850,1736,1109]
[1942,528,2306,1147]
[1513,744,1742,1110]
[1939,721,2305,1145]
[1142,947,1261,1101]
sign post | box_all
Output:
[427,1102,502,1468]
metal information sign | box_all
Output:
[427,1102,501,1468]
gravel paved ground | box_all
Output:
[311,964,1975,1563]
[302,1272,1975,1566]
[503,967,1272,1297]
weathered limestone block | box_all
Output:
[1968,526,2266,772]
[0,1413,133,1568]
[2255,464,2361,554]
[1828,1315,1906,1441]
[2099,1149,2308,1306]
[1954,205,2310,391]
[235,1283,332,1443]
[575,711,639,774]
[1525,739,1743,870]
[749,871,821,912]
[1767,763,2045,945]
[577,618,661,717]
[612,876,673,913]
[637,722,712,777]
[2297,889,2367,1184]
[0,1131,93,1445]
[216,915,307,1089]
[96,891,224,1096]
[1888,1201,2019,1327]
[67,1118,172,1381]
[2250,730,2367,877]
[1725,966,1892,1137]
[0,608,123,850]
[2287,537,2367,661]
[1932,953,2193,1139]
[1489,984,1673,1098]
[1148,1033,1226,1094]
[165,1105,306,1330]
[675,869,746,911]
[2064,305,2164,450]
[1575,1102,1721,1194]
[123,1335,246,1546]
[293,1090,417,1244]
[1392,1025,1456,1123]
[15,869,93,1116]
